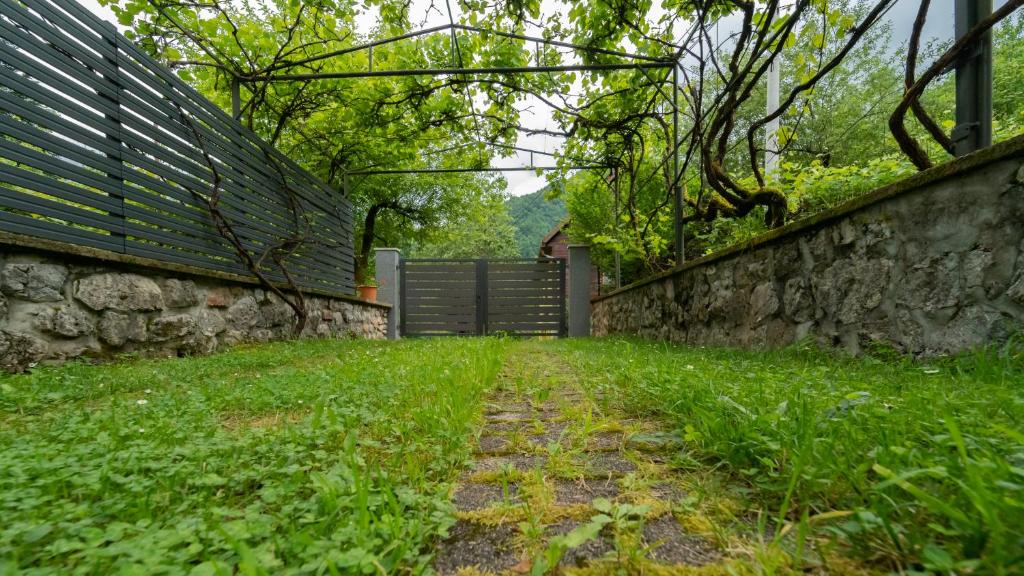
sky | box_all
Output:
[78,0,986,197]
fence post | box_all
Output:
[953,0,993,156]
[374,248,400,340]
[568,245,591,337]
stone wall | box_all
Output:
[592,136,1024,356]
[0,244,388,372]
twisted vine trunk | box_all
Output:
[174,104,310,335]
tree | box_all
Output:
[411,188,520,258]
[106,0,1024,287]
[100,0,525,281]
[506,184,568,258]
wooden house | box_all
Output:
[538,220,601,298]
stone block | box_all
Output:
[1007,271,1024,305]
[259,300,293,327]
[39,306,94,338]
[1,263,67,302]
[181,333,218,356]
[899,253,960,312]
[149,314,197,342]
[161,279,199,308]
[197,309,227,337]
[226,296,259,328]
[783,277,814,323]
[206,287,233,308]
[1,330,47,373]
[749,282,779,325]
[75,273,164,312]
[98,311,147,347]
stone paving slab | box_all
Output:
[532,421,568,436]
[433,521,522,574]
[552,478,620,505]
[452,482,520,511]
[473,454,547,472]
[585,431,623,451]
[545,519,615,568]
[525,429,569,449]
[487,421,537,433]
[584,452,638,476]
[648,482,688,503]
[476,434,512,454]
[487,411,534,422]
[642,515,720,565]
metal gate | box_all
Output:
[400,258,566,337]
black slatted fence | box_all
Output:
[0,0,354,294]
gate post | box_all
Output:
[374,248,400,340]
[568,245,592,337]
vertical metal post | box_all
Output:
[953,0,993,156]
[568,245,592,337]
[450,27,457,68]
[765,56,781,175]
[672,62,684,264]
[374,248,401,340]
[399,259,407,337]
[368,45,374,72]
[231,77,241,120]
[475,259,488,335]
[613,167,621,288]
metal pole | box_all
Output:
[231,77,241,119]
[348,166,607,175]
[568,245,592,337]
[374,248,401,340]
[249,62,673,82]
[672,62,684,264]
[953,0,993,156]
[613,168,621,288]
[765,56,780,175]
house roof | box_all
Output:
[540,218,570,247]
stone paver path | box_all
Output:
[433,344,725,574]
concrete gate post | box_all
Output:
[374,248,400,340]
[568,245,591,337]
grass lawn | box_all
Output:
[0,339,504,574]
[1,337,1021,574]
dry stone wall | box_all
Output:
[0,246,387,372]
[592,138,1024,356]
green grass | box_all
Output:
[3,337,1022,574]
[0,338,504,574]
[559,338,1024,575]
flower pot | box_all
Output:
[357,285,377,302]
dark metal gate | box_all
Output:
[400,258,566,337]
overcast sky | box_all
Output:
[80,0,993,196]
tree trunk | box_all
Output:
[355,203,384,284]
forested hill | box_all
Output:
[507,186,567,258]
